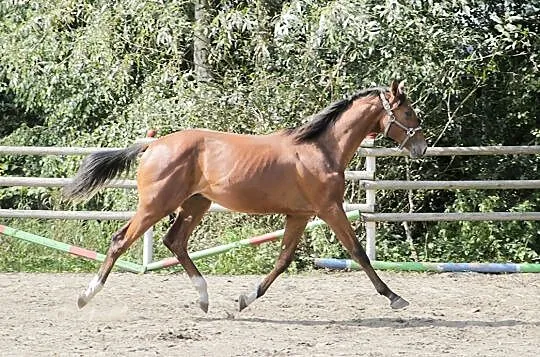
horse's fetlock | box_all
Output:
[377,284,391,297]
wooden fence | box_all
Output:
[0,143,539,263]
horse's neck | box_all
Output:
[324,98,381,171]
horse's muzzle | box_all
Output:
[408,142,428,159]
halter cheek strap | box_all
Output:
[378,92,422,149]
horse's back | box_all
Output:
[161,130,312,214]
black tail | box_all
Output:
[63,142,148,201]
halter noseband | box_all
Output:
[379,92,422,149]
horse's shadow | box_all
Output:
[201,316,540,329]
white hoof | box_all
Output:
[190,276,209,312]
[77,275,103,309]
[77,294,90,309]
[199,300,209,313]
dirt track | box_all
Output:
[0,271,538,356]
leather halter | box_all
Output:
[379,92,422,149]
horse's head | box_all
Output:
[378,80,427,158]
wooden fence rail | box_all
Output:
[1,145,539,156]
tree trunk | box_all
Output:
[193,0,211,82]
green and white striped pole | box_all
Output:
[0,224,145,273]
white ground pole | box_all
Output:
[364,136,377,261]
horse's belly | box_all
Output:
[202,185,314,215]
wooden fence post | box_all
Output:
[364,133,377,261]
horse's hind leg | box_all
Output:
[77,208,164,308]
[76,202,172,309]
[319,204,409,309]
[76,221,127,308]
[162,194,212,312]
[239,215,310,311]
[76,172,187,309]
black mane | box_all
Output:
[286,86,392,143]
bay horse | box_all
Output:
[65,80,427,312]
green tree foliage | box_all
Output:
[0,0,538,271]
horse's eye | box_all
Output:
[405,111,412,118]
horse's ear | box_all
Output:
[389,79,406,105]
[397,80,406,95]
[390,80,399,97]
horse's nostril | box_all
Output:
[410,145,427,159]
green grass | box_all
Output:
[4,216,536,273]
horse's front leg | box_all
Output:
[239,215,310,311]
[319,204,409,309]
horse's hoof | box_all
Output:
[390,296,409,309]
[199,301,209,313]
[77,295,88,309]
[238,294,248,312]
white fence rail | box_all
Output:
[1,144,539,262]
[1,145,538,156]
[362,212,540,222]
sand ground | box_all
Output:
[0,271,538,356]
